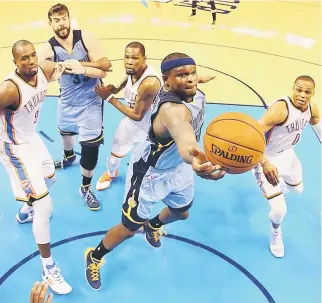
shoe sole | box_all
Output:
[15,216,33,224]
[42,276,72,295]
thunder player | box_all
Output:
[253,75,321,258]
[38,3,111,210]
[94,42,162,191]
[84,53,225,290]
[0,40,71,294]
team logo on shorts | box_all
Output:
[128,196,137,208]
[21,179,33,194]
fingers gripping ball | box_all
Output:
[203,112,266,174]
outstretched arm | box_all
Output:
[310,102,321,143]
[258,101,288,185]
[96,77,161,121]
[39,60,65,82]
[161,103,225,180]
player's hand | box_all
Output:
[54,62,65,76]
[63,59,86,75]
[198,75,216,84]
[262,161,279,186]
[30,282,53,303]
[94,84,115,100]
[188,146,226,180]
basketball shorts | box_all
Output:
[58,99,104,146]
[121,146,194,231]
[252,148,302,199]
[0,134,55,203]
[111,116,149,156]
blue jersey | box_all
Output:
[49,30,102,106]
[137,87,205,170]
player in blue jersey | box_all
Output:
[38,3,111,211]
[83,52,226,290]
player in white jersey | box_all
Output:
[0,40,71,294]
[84,52,225,290]
[253,75,321,258]
[94,42,162,191]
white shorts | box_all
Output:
[121,146,194,231]
[0,134,55,202]
[111,116,148,157]
[252,148,302,199]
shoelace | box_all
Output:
[151,226,166,242]
[84,189,98,206]
[48,267,65,284]
[88,259,105,281]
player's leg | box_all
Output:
[16,136,56,224]
[0,141,71,293]
[55,102,79,170]
[282,149,304,194]
[85,154,151,289]
[144,162,194,248]
[253,162,286,257]
[78,102,104,210]
[96,117,140,191]
[210,0,216,25]
[190,0,197,17]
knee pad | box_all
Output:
[45,174,56,190]
[80,145,99,171]
[288,182,304,194]
[32,195,53,244]
[268,194,287,225]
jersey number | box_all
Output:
[292,133,301,145]
[34,110,39,124]
[72,74,89,84]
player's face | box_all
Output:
[50,12,71,39]
[166,65,198,99]
[14,44,38,76]
[124,48,146,75]
[292,80,315,111]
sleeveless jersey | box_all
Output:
[137,87,205,170]
[0,67,48,144]
[124,65,162,131]
[265,96,312,155]
[48,30,101,106]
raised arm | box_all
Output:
[310,102,321,143]
[39,60,65,82]
[103,77,161,121]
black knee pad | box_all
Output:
[80,145,99,170]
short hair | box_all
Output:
[294,75,315,87]
[161,52,191,74]
[12,40,33,59]
[125,41,145,56]
[48,3,69,21]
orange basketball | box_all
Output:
[203,112,265,174]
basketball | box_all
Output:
[203,112,266,174]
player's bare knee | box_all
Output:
[268,194,287,224]
[170,208,189,220]
[120,223,136,238]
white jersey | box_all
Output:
[0,67,48,145]
[265,96,312,156]
[124,65,162,132]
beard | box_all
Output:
[54,26,71,39]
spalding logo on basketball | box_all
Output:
[203,112,266,174]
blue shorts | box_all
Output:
[121,148,194,231]
[58,100,103,146]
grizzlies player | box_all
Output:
[253,76,320,258]
[84,53,226,290]
[39,3,111,210]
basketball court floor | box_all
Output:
[0,1,321,302]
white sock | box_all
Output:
[41,256,54,269]
[20,204,33,213]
